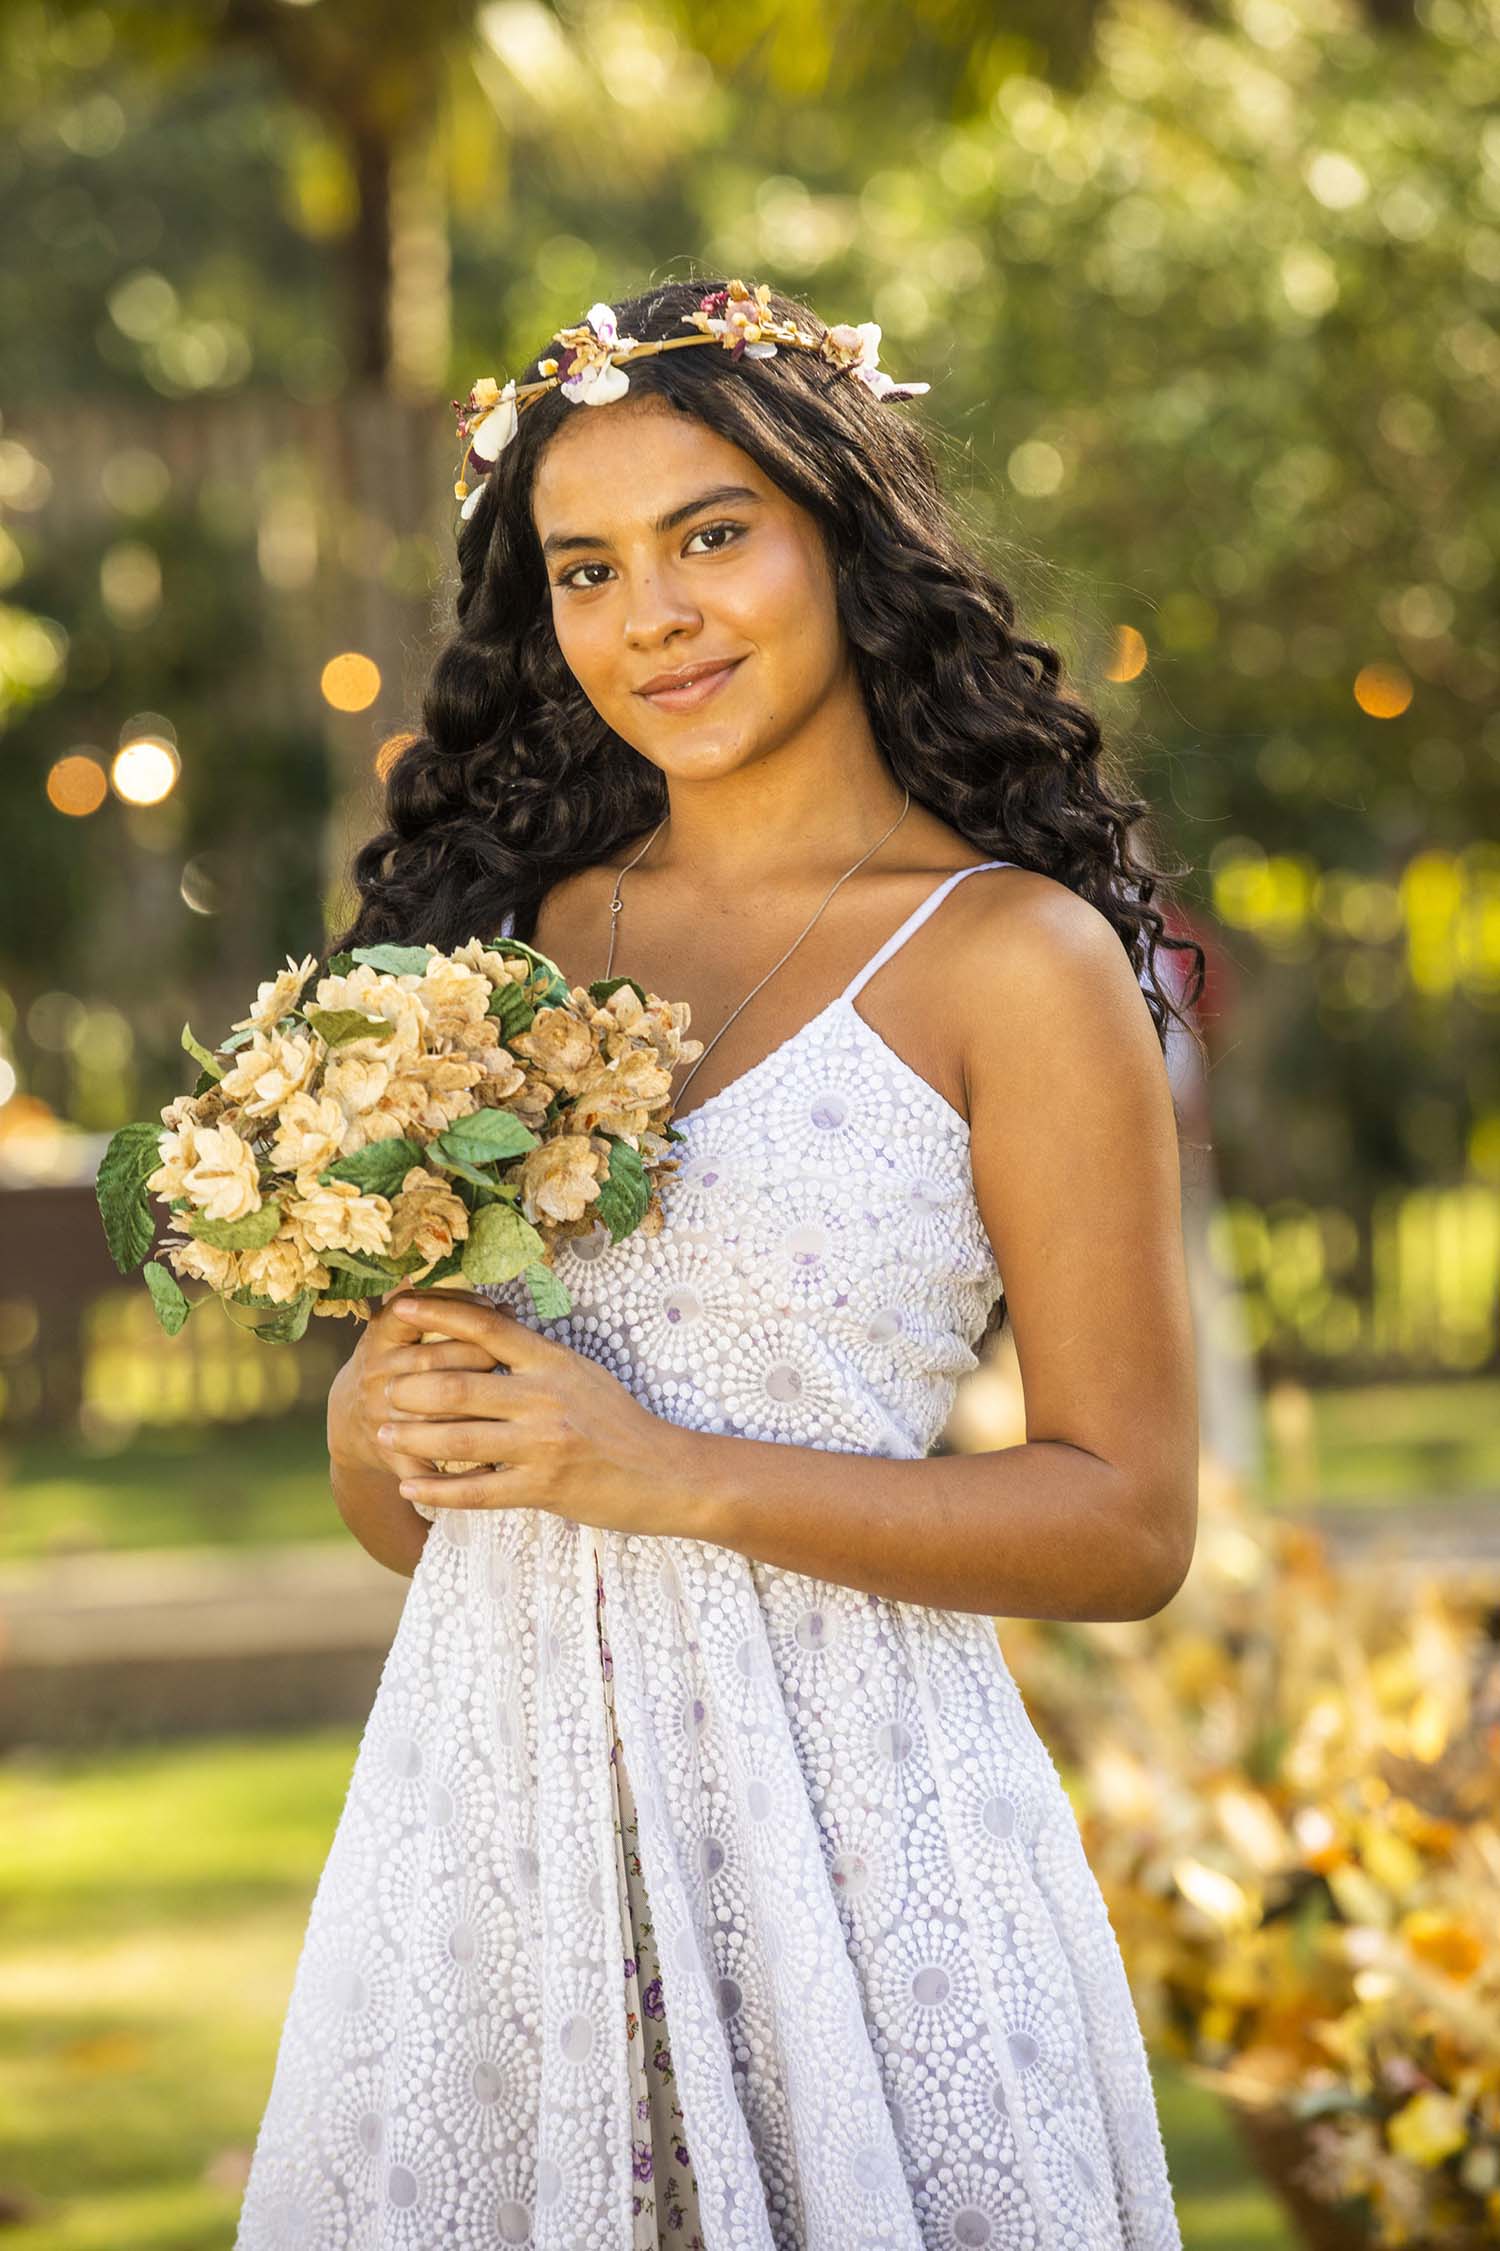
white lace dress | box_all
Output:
[235,862,1184,2250]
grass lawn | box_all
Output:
[0,1418,341,1563]
[0,1729,1293,2249]
[1260,1373,1500,1507]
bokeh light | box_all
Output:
[111,736,180,805]
[1106,625,1149,683]
[45,753,108,816]
[321,651,381,711]
[1354,662,1414,718]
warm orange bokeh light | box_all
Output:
[322,651,381,712]
[1105,624,1149,683]
[1354,662,1413,719]
[46,753,108,816]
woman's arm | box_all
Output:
[328,1345,432,1579]
[385,878,1200,1623]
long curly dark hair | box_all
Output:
[326,275,1206,1073]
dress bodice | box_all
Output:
[476,861,1015,1458]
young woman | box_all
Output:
[237,278,1203,2249]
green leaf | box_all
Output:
[594,1137,649,1244]
[303,1006,396,1047]
[521,1260,572,1318]
[349,943,435,977]
[481,935,571,1006]
[186,1197,283,1250]
[426,1148,506,1193]
[324,951,356,976]
[142,1259,192,1335]
[586,974,649,1011]
[181,1022,225,1080]
[486,982,536,1039]
[320,1248,403,1280]
[460,1201,547,1286]
[318,1263,395,1300]
[318,1138,424,1198]
[247,1292,314,1343]
[95,1121,168,1274]
[218,1024,261,1053]
[432,1106,538,1166]
[408,1245,468,1287]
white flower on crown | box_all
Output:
[824,320,931,401]
[469,377,519,461]
[457,376,520,519]
[559,302,642,405]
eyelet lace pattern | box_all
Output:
[235,867,1182,2249]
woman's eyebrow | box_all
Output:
[540,484,762,560]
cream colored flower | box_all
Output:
[239,1231,329,1305]
[159,1091,201,1135]
[147,1117,201,1201]
[313,966,428,1060]
[510,1002,598,1091]
[568,1046,675,1139]
[388,1166,470,1271]
[163,1233,240,1291]
[475,1046,530,1103]
[267,1090,349,1181]
[515,1132,606,1226]
[311,1296,375,1322]
[284,1176,393,1257]
[402,1051,487,1135]
[338,1104,422,1157]
[179,1121,264,1223]
[408,958,493,1047]
[322,1049,393,1119]
[451,936,533,991]
[231,952,320,1038]
[218,1029,322,1119]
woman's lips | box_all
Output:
[638,658,743,712]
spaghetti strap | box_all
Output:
[840,859,1020,1005]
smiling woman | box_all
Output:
[235,277,1205,2250]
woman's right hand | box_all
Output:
[329,1290,499,1484]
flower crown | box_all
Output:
[451,277,930,522]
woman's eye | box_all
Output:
[555,520,745,591]
[684,519,744,556]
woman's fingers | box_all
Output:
[379,1419,516,1466]
[395,1466,516,1511]
[383,1367,537,1418]
[378,1340,495,1376]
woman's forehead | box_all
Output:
[532,403,764,531]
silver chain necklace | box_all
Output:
[604,785,913,1106]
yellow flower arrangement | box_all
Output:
[998,1459,1500,2248]
[95,931,704,1345]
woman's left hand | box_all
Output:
[379,1288,704,1539]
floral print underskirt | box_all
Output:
[594,1553,708,2247]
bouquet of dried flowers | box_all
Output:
[94,934,703,1340]
[997,1461,1500,2248]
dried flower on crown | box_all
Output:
[452,277,930,521]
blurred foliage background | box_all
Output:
[2,0,1496,1392]
[1,0,1497,2241]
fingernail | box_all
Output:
[399,1481,418,1497]
[377,1424,394,1443]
